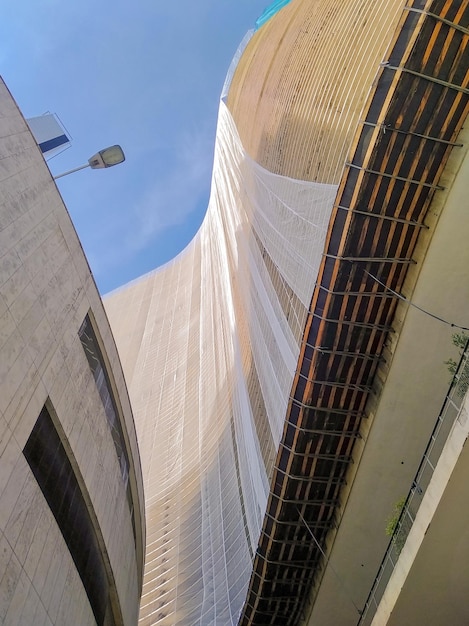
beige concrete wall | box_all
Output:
[227,0,406,183]
[0,79,144,625]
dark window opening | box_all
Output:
[24,405,114,626]
[78,314,136,542]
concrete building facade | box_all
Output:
[0,79,145,625]
[2,0,469,624]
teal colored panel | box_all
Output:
[255,0,292,30]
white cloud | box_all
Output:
[126,124,214,254]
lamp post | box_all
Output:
[54,145,125,180]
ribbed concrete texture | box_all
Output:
[227,0,405,182]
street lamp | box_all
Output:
[54,145,125,179]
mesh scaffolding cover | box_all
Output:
[105,101,336,625]
[103,0,413,622]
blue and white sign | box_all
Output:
[27,114,70,157]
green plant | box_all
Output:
[385,497,410,554]
[385,497,406,537]
[444,332,469,398]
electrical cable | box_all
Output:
[297,507,363,616]
[344,259,469,332]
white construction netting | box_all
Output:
[105,100,337,625]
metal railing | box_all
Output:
[358,340,469,625]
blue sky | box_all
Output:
[0,0,268,293]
